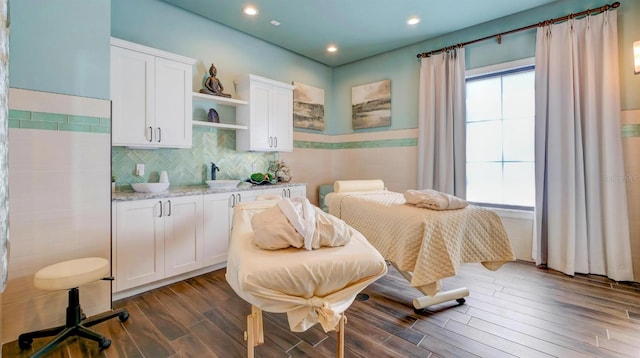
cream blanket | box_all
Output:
[404,189,468,210]
[326,190,515,296]
[226,200,387,333]
[251,197,351,250]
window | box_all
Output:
[465,60,535,209]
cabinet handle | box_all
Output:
[157,127,162,143]
[274,136,278,148]
[237,193,241,203]
[287,188,291,197]
[158,200,163,217]
[282,189,286,197]
[167,200,172,216]
[268,136,273,148]
[230,193,235,208]
[148,126,153,142]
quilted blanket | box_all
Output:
[326,190,515,296]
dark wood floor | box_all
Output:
[4,260,640,357]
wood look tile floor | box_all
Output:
[4,260,640,357]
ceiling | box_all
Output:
[162,0,560,67]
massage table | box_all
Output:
[325,180,515,310]
[225,199,387,357]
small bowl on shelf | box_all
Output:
[131,182,170,193]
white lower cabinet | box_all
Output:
[114,195,202,292]
[113,185,306,293]
[202,190,263,266]
[261,185,306,199]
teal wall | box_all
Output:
[9,0,111,100]
[111,0,333,116]
[9,0,640,186]
[330,0,640,135]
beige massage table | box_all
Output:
[325,180,515,310]
[225,199,387,357]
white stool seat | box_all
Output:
[34,257,110,291]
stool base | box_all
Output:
[18,287,129,358]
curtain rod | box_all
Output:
[416,1,620,58]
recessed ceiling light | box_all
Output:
[270,20,281,26]
[407,16,420,25]
[243,6,259,16]
[327,45,338,53]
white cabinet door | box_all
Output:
[261,185,306,199]
[287,185,307,198]
[155,57,192,148]
[202,192,232,266]
[111,46,154,146]
[164,196,203,277]
[110,38,194,148]
[114,199,165,291]
[270,86,293,151]
[235,74,294,152]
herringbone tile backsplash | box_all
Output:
[112,127,276,190]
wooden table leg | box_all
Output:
[336,313,346,358]
[245,306,264,358]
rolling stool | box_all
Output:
[18,257,129,357]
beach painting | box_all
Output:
[351,79,391,129]
[293,82,325,130]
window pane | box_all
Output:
[503,162,535,206]
[465,64,535,208]
[503,71,535,120]
[467,120,502,162]
[466,78,501,122]
[466,162,503,204]
[503,118,534,161]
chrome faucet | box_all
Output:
[211,162,220,180]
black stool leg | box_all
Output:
[18,287,129,357]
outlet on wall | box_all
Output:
[252,163,258,171]
[136,164,145,176]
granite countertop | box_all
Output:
[112,182,306,202]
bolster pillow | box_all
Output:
[333,179,384,193]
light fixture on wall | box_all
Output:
[635,40,640,75]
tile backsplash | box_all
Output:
[111,126,277,190]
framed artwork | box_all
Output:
[351,79,391,129]
[293,82,325,130]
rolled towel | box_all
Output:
[404,189,468,210]
[333,179,384,193]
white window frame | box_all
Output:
[465,57,535,211]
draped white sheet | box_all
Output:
[417,49,466,197]
[533,9,633,281]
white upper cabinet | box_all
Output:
[110,38,195,149]
[235,74,294,152]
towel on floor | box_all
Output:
[252,197,352,250]
[404,189,469,210]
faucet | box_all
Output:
[211,162,220,180]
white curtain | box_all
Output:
[533,10,633,281]
[417,48,466,197]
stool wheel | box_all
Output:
[18,335,33,349]
[119,311,129,322]
[99,338,111,350]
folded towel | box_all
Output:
[403,189,469,210]
[251,197,352,250]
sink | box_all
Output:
[206,180,240,189]
[131,182,170,193]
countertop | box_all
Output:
[112,182,306,202]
